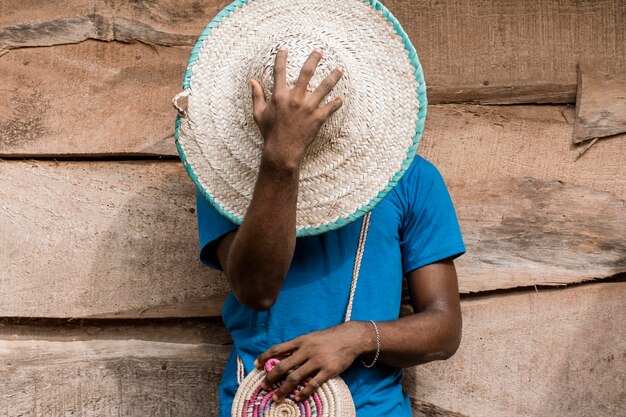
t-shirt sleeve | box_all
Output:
[196,188,239,271]
[398,157,466,274]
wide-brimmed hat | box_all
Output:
[173,0,427,236]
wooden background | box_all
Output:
[1,1,624,416]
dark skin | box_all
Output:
[215,47,462,403]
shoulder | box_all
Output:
[393,154,444,201]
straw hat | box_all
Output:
[173,0,427,236]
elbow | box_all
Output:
[241,295,277,311]
[228,271,282,311]
[439,329,462,360]
[438,315,462,360]
[422,308,462,362]
[232,286,279,311]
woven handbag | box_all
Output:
[230,211,373,417]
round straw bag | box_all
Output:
[173,0,427,237]
[232,357,355,417]
[230,212,372,416]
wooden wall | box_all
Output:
[1,1,624,416]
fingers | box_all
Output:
[248,79,266,123]
[318,96,344,119]
[271,362,316,403]
[273,47,288,93]
[255,340,298,370]
[310,67,344,106]
[261,352,306,392]
[294,48,323,94]
[294,371,329,401]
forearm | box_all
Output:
[352,307,462,368]
[225,47,344,311]
[226,148,300,310]
[255,302,462,401]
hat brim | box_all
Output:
[175,0,428,236]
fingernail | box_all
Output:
[253,359,259,367]
[337,66,344,73]
[314,47,323,55]
[278,46,287,52]
[272,394,280,402]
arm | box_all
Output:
[360,257,462,367]
[215,47,344,311]
[254,257,462,402]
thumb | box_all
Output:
[248,79,266,123]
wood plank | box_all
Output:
[1,160,623,317]
[0,0,230,36]
[402,282,626,417]
[2,284,623,416]
[426,83,577,105]
[0,338,230,416]
[2,49,625,200]
[0,40,182,157]
[1,0,623,104]
[0,1,624,157]
[397,0,626,104]
[0,160,229,318]
[0,14,197,52]
[450,177,626,293]
[0,317,232,345]
[574,63,626,143]
[420,104,626,201]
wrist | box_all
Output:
[345,321,378,358]
[262,140,305,171]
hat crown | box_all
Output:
[244,37,353,162]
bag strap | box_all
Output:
[236,354,246,384]
[344,211,372,322]
[235,211,373,384]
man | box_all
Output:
[196,47,466,416]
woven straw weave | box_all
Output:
[232,358,356,417]
[175,0,426,236]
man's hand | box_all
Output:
[248,47,344,168]
[253,321,375,403]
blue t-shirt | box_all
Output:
[196,154,466,417]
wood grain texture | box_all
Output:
[0,319,232,416]
[450,177,626,292]
[1,284,623,416]
[1,160,623,318]
[2,50,626,197]
[420,105,626,201]
[0,40,182,156]
[0,1,624,157]
[426,83,577,105]
[0,160,229,318]
[0,14,197,52]
[394,0,626,103]
[0,0,622,104]
[402,282,626,417]
[0,338,230,416]
[574,63,626,143]
[0,317,232,344]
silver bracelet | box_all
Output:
[361,320,380,368]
